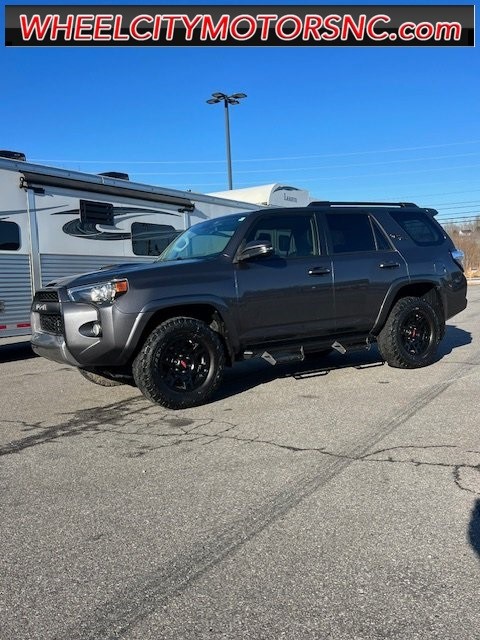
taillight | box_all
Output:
[450,249,465,270]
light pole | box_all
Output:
[206,92,247,190]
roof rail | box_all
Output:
[308,201,418,208]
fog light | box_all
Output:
[92,322,102,337]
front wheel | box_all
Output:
[132,317,225,409]
[377,296,441,369]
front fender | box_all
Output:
[122,295,240,360]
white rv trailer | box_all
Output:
[0,155,265,338]
[210,184,312,208]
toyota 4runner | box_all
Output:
[31,202,467,409]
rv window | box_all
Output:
[132,222,180,256]
[0,221,20,251]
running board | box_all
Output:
[243,338,372,365]
[243,346,305,365]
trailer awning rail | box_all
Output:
[20,172,195,211]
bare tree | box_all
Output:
[439,221,480,277]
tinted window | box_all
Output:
[245,214,316,258]
[390,211,444,246]
[326,213,376,253]
[132,222,180,256]
[0,221,20,251]
[372,219,393,251]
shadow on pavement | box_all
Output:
[468,499,480,559]
[436,325,472,358]
[215,324,471,403]
[215,347,385,402]
[0,339,35,364]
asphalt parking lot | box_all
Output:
[1,288,479,640]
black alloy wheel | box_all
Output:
[159,335,211,392]
[132,317,226,409]
[377,296,441,369]
[399,309,434,357]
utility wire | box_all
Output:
[30,139,480,166]
[110,152,480,177]
[436,216,480,222]
[127,162,480,180]
[30,151,480,177]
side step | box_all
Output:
[243,339,372,366]
[243,347,305,365]
[331,340,372,355]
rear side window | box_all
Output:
[326,213,376,253]
[0,221,20,251]
[390,211,444,246]
[132,222,180,256]
[371,219,393,251]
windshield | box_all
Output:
[157,214,247,261]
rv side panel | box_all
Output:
[0,167,32,336]
[0,254,32,336]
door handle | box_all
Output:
[308,267,331,276]
[379,262,400,269]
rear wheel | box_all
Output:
[377,296,441,369]
[132,317,225,409]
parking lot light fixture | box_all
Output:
[206,91,247,190]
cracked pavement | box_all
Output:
[1,289,480,639]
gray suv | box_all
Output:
[31,202,467,409]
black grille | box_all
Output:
[36,290,59,302]
[39,313,64,335]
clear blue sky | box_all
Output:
[1,1,479,224]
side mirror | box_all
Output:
[236,240,274,262]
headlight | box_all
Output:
[67,279,128,305]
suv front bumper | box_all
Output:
[31,330,81,366]
[31,289,145,368]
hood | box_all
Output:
[46,258,205,289]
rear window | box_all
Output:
[326,213,376,253]
[390,211,444,246]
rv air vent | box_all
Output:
[80,200,114,226]
[0,150,26,161]
[98,171,130,181]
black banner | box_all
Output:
[5,5,475,46]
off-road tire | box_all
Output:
[79,368,123,387]
[421,289,446,342]
[377,296,441,369]
[132,317,225,409]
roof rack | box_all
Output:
[308,201,418,208]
